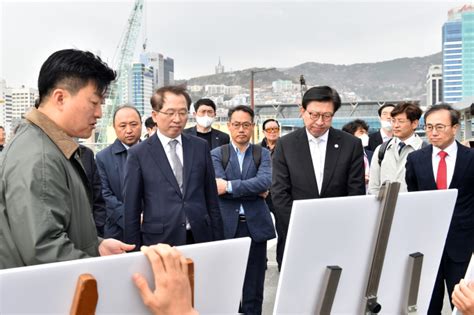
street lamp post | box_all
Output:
[250,68,275,143]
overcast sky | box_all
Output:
[0,0,470,88]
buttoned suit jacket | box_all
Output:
[183,126,230,150]
[272,127,366,233]
[211,144,276,243]
[123,133,224,248]
[406,142,474,261]
[96,139,128,240]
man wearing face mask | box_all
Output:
[184,98,229,150]
[368,103,395,151]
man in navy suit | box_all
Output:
[123,86,224,248]
[272,86,366,266]
[96,105,142,240]
[183,98,230,150]
[368,103,395,151]
[211,105,275,314]
[406,104,474,313]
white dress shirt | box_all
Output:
[306,128,329,194]
[380,129,392,143]
[432,140,457,188]
[156,129,184,174]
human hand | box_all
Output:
[452,279,474,315]
[216,178,227,195]
[98,239,135,256]
[259,191,269,198]
[133,244,198,315]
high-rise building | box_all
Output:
[0,79,11,134]
[130,62,154,119]
[9,86,38,129]
[140,52,174,88]
[163,57,174,86]
[442,4,474,103]
[426,65,443,106]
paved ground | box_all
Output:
[261,239,452,315]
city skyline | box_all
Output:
[0,0,470,89]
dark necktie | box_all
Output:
[436,151,448,190]
[398,141,406,155]
[169,140,183,192]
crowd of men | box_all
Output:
[0,49,473,314]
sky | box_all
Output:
[0,0,471,88]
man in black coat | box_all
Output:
[272,86,366,264]
[183,98,229,150]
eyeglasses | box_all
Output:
[158,110,188,118]
[306,111,334,121]
[424,124,452,132]
[264,127,280,133]
[231,122,253,129]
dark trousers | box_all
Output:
[186,229,195,245]
[427,250,469,314]
[266,194,284,270]
[235,219,267,315]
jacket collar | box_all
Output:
[24,108,79,159]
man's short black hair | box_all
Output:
[112,105,142,126]
[302,86,341,112]
[228,105,254,121]
[145,116,157,129]
[262,118,280,130]
[37,49,116,105]
[151,85,191,111]
[377,103,396,117]
[342,119,369,135]
[391,102,422,122]
[194,98,216,112]
[424,103,460,126]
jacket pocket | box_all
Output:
[141,222,164,234]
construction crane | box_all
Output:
[97,0,144,147]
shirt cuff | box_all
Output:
[226,180,233,193]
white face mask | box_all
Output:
[357,134,369,147]
[196,115,215,129]
[380,120,393,131]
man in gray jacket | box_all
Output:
[368,102,424,195]
[0,49,134,269]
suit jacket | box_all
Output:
[211,144,276,243]
[368,131,383,152]
[96,139,128,240]
[272,127,366,231]
[183,126,230,150]
[78,145,106,237]
[123,133,224,248]
[406,142,474,262]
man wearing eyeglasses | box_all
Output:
[123,86,224,248]
[368,102,424,195]
[211,105,275,314]
[272,86,366,266]
[406,104,474,313]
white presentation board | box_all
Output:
[274,189,458,314]
[0,237,251,315]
